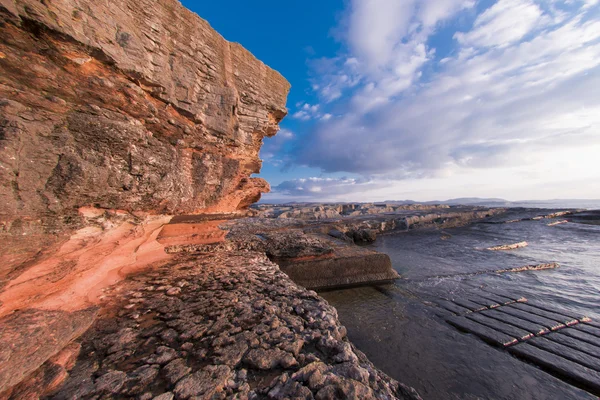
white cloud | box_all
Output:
[292,102,335,121]
[454,0,544,48]
[287,0,600,200]
[308,0,476,106]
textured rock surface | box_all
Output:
[0,0,289,237]
[0,1,423,398]
[45,252,420,400]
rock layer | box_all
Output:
[0,0,289,237]
[0,1,424,398]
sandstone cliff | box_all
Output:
[0,2,421,399]
[0,0,289,231]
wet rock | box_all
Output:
[487,241,528,251]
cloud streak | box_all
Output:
[281,0,600,201]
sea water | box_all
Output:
[320,208,600,399]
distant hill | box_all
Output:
[259,198,600,210]
[387,198,600,209]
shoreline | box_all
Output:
[1,203,594,398]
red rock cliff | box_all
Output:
[0,1,290,395]
[0,0,289,227]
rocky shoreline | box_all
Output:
[4,249,421,400]
[2,0,594,398]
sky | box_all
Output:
[182,0,600,203]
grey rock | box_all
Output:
[95,370,128,394]
[173,365,231,399]
[162,358,190,385]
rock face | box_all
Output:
[0,0,289,234]
[0,2,422,399]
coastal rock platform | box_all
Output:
[438,289,600,396]
[1,250,421,400]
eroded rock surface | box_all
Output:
[0,1,423,398]
[0,0,289,256]
[47,253,420,400]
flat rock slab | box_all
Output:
[466,313,533,341]
[443,293,600,396]
[527,337,600,372]
[545,332,600,359]
[451,298,488,312]
[523,302,589,322]
[498,306,566,331]
[561,328,600,347]
[574,324,600,339]
[584,320,600,330]
[482,288,527,303]
[465,294,501,308]
[435,300,471,315]
[480,309,550,336]
[275,235,399,290]
[447,316,518,347]
[511,303,579,326]
[468,290,516,306]
[509,343,600,395]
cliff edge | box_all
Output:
[0,1,420,399]
[0,0,288,231]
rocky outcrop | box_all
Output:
[0,0,289,239]
[254,203,452,220]
[32,252,419,400]
[0,1,423,399]
[487,241,528,251]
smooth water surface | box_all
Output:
[320,209,600,399]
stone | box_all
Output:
[315,380,376,400]
[95,370,128,394]
[243,348,297,370]
[173,365,231,399]
[268,379,314,399]
[349,229,377,244]
[125,365,159,394]
[162,358,191,385]
[153,393,174,400]
[215,340,249,367]
[149,346,178,365]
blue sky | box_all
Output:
[183,0,600,202]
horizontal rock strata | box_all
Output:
[0,0,289,278]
